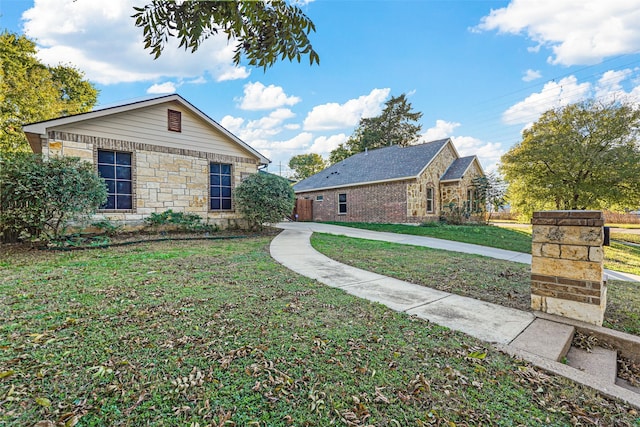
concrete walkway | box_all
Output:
[270,222,640,408]
[275,222,640,282]
[270,225,536,344]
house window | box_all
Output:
[97,150,132,210]
[467,188,477,211]
[338,193,347,214]
[168,109,181,132]
[426,187,434,213]
[210,163,232,210]
[316,195,324,202]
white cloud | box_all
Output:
[417,121,503,172]
[303,88,391,131]
[476,0,640,65]
[271,132,314,150]
[238,82,301,110]
[247,109,296,131]
[502,76,591,125]
[146,82,178,94]
[522,69,541,82]
[452,136,504,172]
[220,109,298,143]
[594,69,640,102]
[188,76,207,85]
[219,116,245,134]
[21,0,249,84]
[419,120,460,142]
[309,133,348,154]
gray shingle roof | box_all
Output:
[440,156,476,181]
[293,139,450,192]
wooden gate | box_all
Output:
[293,199,313,221]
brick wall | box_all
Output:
[530,210,607,326]
[297,180,411,223]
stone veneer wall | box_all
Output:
[42,132,258,229]
[440,162,483,207]
[406,143,457,219]
[530,210,606,326]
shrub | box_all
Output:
[439,202,485,225]
[0,153,107,242]
[234,172,295,230]
[144,209,218,232]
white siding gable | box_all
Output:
[54,100,253,160]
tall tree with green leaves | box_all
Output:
[500,100,640,218]
[329,94,423,163]
[288,153,327,181]
[133,1,319,69]
[0,31,98,153]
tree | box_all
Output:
[288,153,327,181]
[133,1,319,69]
[0,153,107,242]
[472,172,507,220]
[234,172,295,229]
[0,32,98,153]
[500,101,640,218]
[329,94,423,163]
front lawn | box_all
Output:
[324,222,640,276]
[324,221,532,253]
[311,233,640,337]
[1,238,638,425]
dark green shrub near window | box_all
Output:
[0,153,107,242]
[144,209,218,232]
[235,172,295,230]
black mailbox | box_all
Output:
[603,226,610,246]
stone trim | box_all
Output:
[532,210,604,227]
[531,273,602,305]
[532,218,605,227]
[49,131,258,165]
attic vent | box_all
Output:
[168,109,182,132]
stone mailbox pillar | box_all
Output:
[530,210,606,326]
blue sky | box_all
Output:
[2,0,640,176]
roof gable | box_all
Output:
[440,156,483,182]
[22,94,270,165]
[293,139,451,192]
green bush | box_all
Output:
[234,172,295,229]
[144,209,218,232]
[0,153,107,242]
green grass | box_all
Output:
[324,221,533,253]
[323,221,640,276]
[2,238,639,425]
[311,233,640,336]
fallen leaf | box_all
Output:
[0,370,15,379]
[35,397,51,407]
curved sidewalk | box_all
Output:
[270,226,536,344]
[270,223,640,408]
[275,222,640,282]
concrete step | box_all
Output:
[615,378,640,394]
[566,346,618,384]
[510,318,575,361]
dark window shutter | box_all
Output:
[168,109,181,132]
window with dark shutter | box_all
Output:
[168,109,181,132]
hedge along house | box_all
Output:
[292,138,484,223]
[22,94,270,229]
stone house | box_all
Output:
[22,94,270,229]
[292,138,484,223]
